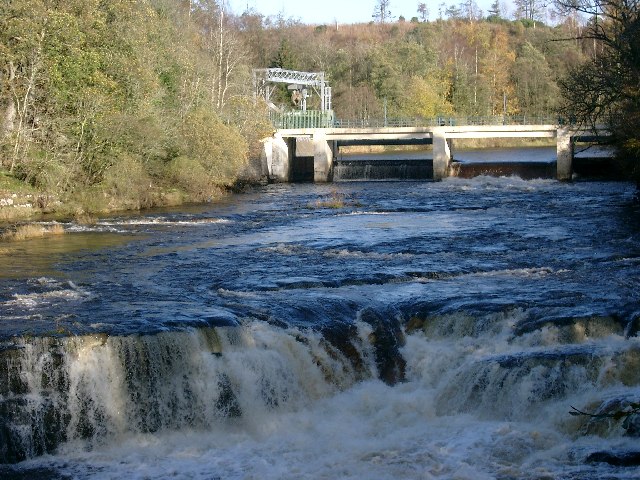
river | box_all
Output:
[1,154,639,479]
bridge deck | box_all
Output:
[278,125,560,141]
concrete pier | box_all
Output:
[556,128,573,181]
[313,132,334,182]
[432,128,451,180]
[264,134,292,182]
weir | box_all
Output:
[261,125,606,182]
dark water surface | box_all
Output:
[1,172,640,479]
[1,177,637,339]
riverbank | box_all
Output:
[0,149,269,230]
[0,173,217,224]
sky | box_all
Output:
[226,0,504,25]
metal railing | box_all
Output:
[334,115,563,128]
[270,111,564,130]
[269,110,335,129]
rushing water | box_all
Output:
[1,165,640,478]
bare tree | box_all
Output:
[193,2,247,114]
[461,0,483,20]
[372,0,393,23]
[8,27,47,172]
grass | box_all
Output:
[0,206,35,222]
[312,190,362,209]
[0,169,35,193]
[315,191,346,209]
[1,223,65,241]
[0,169,40,222]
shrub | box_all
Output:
[179,108,249,186]
[102,154,154,210]
[165,156,217,202]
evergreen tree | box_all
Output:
[487,0,504,20]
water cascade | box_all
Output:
[0,319,404,464]
[333,159,433,181]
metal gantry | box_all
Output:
[253,68,332,112]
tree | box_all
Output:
[417,2,429,21]
[445,4,463,19]
[372,0,393,23]
[270,38,299,70]
[555,0,640,177]
[0,0,259,212]
[192,3,247,113]
[487,0,505,20]
[514,0,547,22]
[396,74,453,117]
[0,0,49,173]
[461,0,483,20]
[512,42,558,116]
[482,29,517,115]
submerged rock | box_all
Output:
[0,466,71,480]
[586,450,640,467]
[358,308,406,385]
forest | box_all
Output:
[0,0,634,220]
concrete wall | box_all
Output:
[267,134,292,182]
[295,137,314,157]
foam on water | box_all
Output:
[65,217,230,234]
[97,217,230,226]
[2,278,92,309]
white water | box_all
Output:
[9,313,640,479]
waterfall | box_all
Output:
[0,321,387,463]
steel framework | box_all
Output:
[253,68,332,112]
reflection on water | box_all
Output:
[0,232,136,279]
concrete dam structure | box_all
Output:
[260,125,601,182]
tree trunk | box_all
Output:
[1,100,16,139]
[10,28,46,172]
[216,8,224,112]
[1,62,17,142]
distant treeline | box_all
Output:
[238,12,591,121]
